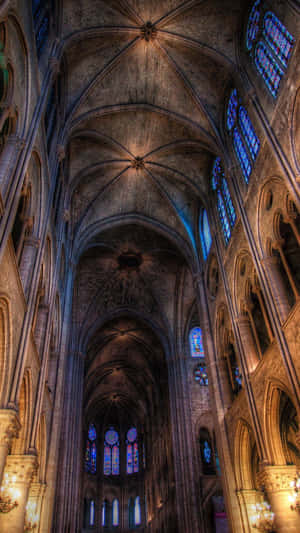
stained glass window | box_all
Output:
[246,4,295,98]
[112,499,119,526]
[85,423,96,474]
[217,192,231,244]
[203,441,212,464]
[200,429,215,474]
[233,128,252,183]
[194,365,208,386]
[104,428,119,476]
[211,157,222,190]
[102,500,108,527]
[255,41,283,98]
[246,0,261,51]
[127,428,139,474]
[238,107,260,160]
[134,497,141,526]
[227,89,238,131]
[263,12,295,68]
[189,327,204,358]
[89,500,95,526]
[200,209,212,261]
[221,178,236,227]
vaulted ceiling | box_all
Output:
[61,0,249,422]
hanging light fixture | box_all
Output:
[251,500,276,532]
[0,473,20,513]
[289,473,300,512]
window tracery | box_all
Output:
[104,428,119,476]
[211,158,236,245]
[85,423,97,474]
[227,89,260,183]
[246,2,295,97]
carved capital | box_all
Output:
[257,465,298,493]
[0,409,20,448]
[5,454,38,485]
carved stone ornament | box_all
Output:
[5,455,38,485]
[257,465,299,492]
[0,410,21,448]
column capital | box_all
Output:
[5,454,38,485]
[257,464,298,493]
[0,409,20,448]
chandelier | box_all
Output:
[24,501,38,531]
[251,500,276,532]
[0,473,20,513]
[289,473,300,512]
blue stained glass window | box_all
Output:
[246,0,261,51]
[104,429,119,476]
[255,41,283,97]
[102,501,108,527]
[200,209,212,261]
[263,12,295,68]
[203,441,212,464]
[217,192,231,245]
[238,107,260,160]
[189,327,205,358]
[134,497,141,526]
[234,365,243,389]
[89,500,95,526]
[85,424,97,474]
[233,128,252,183]
[88,424,97,441]
[227,89,238,131]
[194,365,208,386]
[211,157,222,190]
[112,499,119,526]
[221,178,236,227]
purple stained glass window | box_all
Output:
[85,424,97,474]
[246,0,261,51]
[238,107,260,160]
[255,41,283,98]
[227,89,238,131]
[189,327,204,358]
[112,445,119,475]
[105,429,118,446]
[127,443,133,474]
[104,445,111,476]
[233,128,252,183]
[194,365,208,386]
[91,442,97,474]
[127,427,137,443]
[217,192,231,245]
[221,178,236,227]
[133,442,139,473]
[263,12,295,68]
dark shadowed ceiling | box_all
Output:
[61,0,249,422]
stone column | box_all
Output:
[261,256,291,323]
[257,465,300,533]
[25,481,47,531]
[236,314,260,373]
[0,454,37,533]
[236,489,259,533]
[0,410,20,485]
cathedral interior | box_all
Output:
[0,0,299,532]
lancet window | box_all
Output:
[246,1,295,97]
[102,500,109,527]
[227,89,260,183]
[85,423,97,474]
[199,428,215,475]
[112,499,119,527]
[200,209,212,260]
[127,427,139,474]
[211,158,236,245]
[189,327,205,358]
[104,428,120,476]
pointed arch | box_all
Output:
[0,296,12,407]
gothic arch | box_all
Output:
[291,85,300,173]
[234,419,258,490]
[264,380,299,465]
[11,368,32,454]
